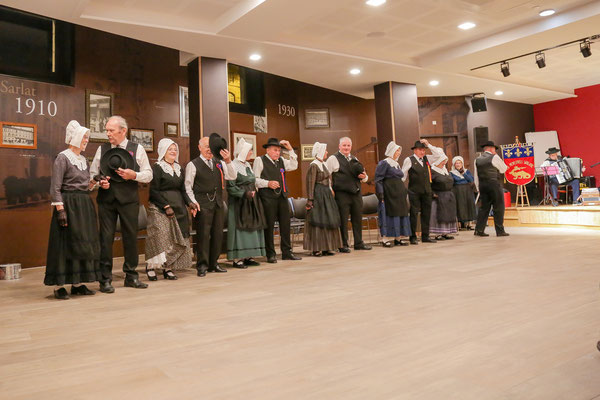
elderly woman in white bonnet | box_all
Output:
[145,138,193,281]
[450,155,476,230]
[374,141,411,247]
[303,142,342,256]
[427,143,458,240]
[44,120,109,300]
[226,138,267,268]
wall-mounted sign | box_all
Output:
[129,128,154,152]
[0,122,37,149]
[301,144,314,161]
[278,104,295,117]
[305,108,329,129]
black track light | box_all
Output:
[500,61,510,77]
[535,52,546,68]
[580,40,592,58]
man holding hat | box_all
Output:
[253,137,302,263]
[473,140,509,237]
[90,115,153,292]
[401,139,437,244]
[326,137,371,252]
[540,147,584,206]
[184,134,235,277]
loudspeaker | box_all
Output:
[471,96,487,112]
[474,126,489,149]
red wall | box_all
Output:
[534,84,600,182]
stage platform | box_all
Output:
[493,205,600,230]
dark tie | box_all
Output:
[207,160,213,170]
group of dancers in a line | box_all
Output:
[44,117,508,299]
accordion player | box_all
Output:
[540,147,586,206]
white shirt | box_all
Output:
[325,152,369,182]
[401,154,425,182]
[253,149,298,189]
[184,157,236,206]
[401,144,448,181]
[90,138,153,183]
[473,151,508,190]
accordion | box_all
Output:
[556,157,582,183]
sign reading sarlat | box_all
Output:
[0,80,37,96]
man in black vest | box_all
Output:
[253,137,302,263]
[90,116,153,293]
[401,139,437,244]
[184,136,236,277]
[474,141,509,237]
[326,137,371,252]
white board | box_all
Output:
[524,130,560,174]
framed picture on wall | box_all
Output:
[86,89,114,142]
[301,144,314,161]
[179,86,189,137]
[232,132,257,160]
[129,128,154,152]
[253,110,267,133]
[164,122,179,137]
[305,108,329,129]
[0,122,37,149]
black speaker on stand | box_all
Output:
[474,126,489,149]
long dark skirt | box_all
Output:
[304,184,342,251]
[44,191,101,286]
[452,183,476,223]
[378,202,411,238]
[430,191,458,235]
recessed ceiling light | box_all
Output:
[429,80,439,86]
[366,0,386,6]
[495,90,504,96]
[539,9,555,16]
[349,68,361,75]
[249,54,261,61]
[458,22,476,30]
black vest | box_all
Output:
[258,155,288,199]
[475,152,499,183]
[191,157,223,209]
[331,152,361,194]
[407,155,432,194]
[97,141,141,204]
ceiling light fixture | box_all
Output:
[429,80,439,86]
[539,9,555,17]
[580,40,592,58]
[535,52,546,68]
[500,61,510,77]
[249,54,262,61]
[495,91,504,96]
[458,22,476,30]
[349,68,361,75]
[365,0,386,6]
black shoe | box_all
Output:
[232,260,248,269]
[99,281,115,294]
[443,234,455,240]
[435,235,445,241]
[244,258,260,267]
[163,270,178,280]
[124,278,148,289]
[409,237,418,245]
[354,243,372,250]
[312,251,323,257]
[146,266,158,281]
[474,231,489,237]
[322,251,335,256]
[496,232,510,237]
[71,285,95,296]
[197,263,208,277]
[338,247,351,253]
[421,237,437,243]
[382,241,394,248]
[54,287,70,300]
[466,226,474,231]
[208,265,227,273]
[282,253,302,260]
[551,199,559,207]
[267,256,278,264]
[394,239,410,246]
[197,269,206,277]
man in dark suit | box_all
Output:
[184,135,235,277]
[90,115,153,293]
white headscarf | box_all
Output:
[384,141,402,168]
[311,142,327,171]
[235,138,253,162]
[156,138,181,176]
[450,155,465,179]
[65,120,89,148]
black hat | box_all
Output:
[209,132,227,161]
[350,160,365,178]
[411,141,427,150]
[262,137,283,149]
[545,147,560,154]
[100,147,135,183]
[480,140,499,149]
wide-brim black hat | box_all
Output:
[480,140,499,149]
[350,160,365,177]
[545,147,560,154]
[209,132,227,161]
[263,137,283,149]
[100,147,135,183]
[411,141,427,150]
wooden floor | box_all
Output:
[2,227,600,400]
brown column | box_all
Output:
[187,57,229,159]
[374,81,420,160]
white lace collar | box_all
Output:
[60,149,87,171]
[232,159,251,176]
[157,160,181,177]
[385,157,400,168]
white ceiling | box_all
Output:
[4,0,600,104]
